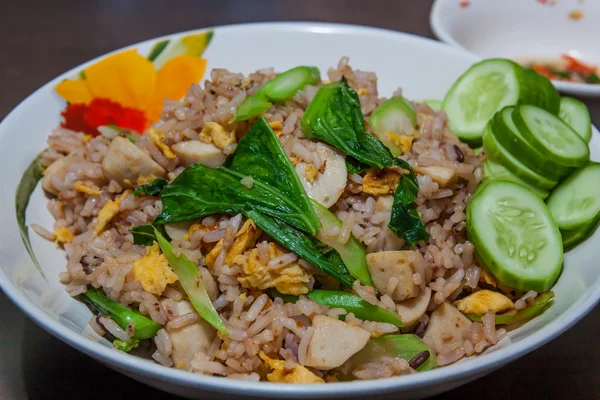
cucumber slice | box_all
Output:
[467,180,563,292]
[370,97,417,156]
[561,221,599,251]
[483,159,550,199]
[483,124,558,190]
[311,200,372,286]
[443,58,559,143]
[547,163,600,230]
[490,107,572,180]
[512,105,590,167]
[150,30,214,69]
[559,97,592,143]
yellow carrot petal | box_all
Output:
[55,79,94,104]
[84,49,156,109]
[145,55,207,123]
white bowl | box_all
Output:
[431,0,600,97]
[1,22,599,399]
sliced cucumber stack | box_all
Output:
[483,124,558,190]
[443,58,559,145]
[483,159,550,199]
[467,180,563,292]
[370,97,417,156]
[559,97,592,143]
[512,105,590,168]
[489,107,572,180]
[547,163,600,235]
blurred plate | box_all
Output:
[431,0,600,96]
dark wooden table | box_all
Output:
[1,1,599,399]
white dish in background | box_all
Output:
[0,22,599,400]
[431,0,600,96]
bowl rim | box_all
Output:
[1,21,599,397]
[429,0,600,97]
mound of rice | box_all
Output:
[35,57,521,382]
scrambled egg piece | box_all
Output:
[289,156,299,166]
[148,128,176,159]
[385,132,416,153]
[133,242,178,295]
[454,289,514,315]
[74,181,102,196]
[304,164,319,183]
[205,220,262,268]
[259,351,324,384]
[238,242,312,295]
[82,134,93,144]
[268,120,283,137]
[362,168,400,196]
[199,122,236,150]
[54,227,74,243]
[94,190,131,234]
[357,87,370,95]
[479,269,497,287]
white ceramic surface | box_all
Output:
[0,22,599,399]
[431,0,600,96]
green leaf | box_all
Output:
[130,224,168,246]
[345,157,369,175]
[311,200,372,286]
[15,152,46,279]
[127,136,137,144]
[81,286,161,339]
[389,159,429,246]
[153,227,228,334]
[113,338,140,352]
[133,178,168,197]
[271,289,402,326]
[467,291,555,325]
[224,117,320,233]
[233,66,320,121]
[301,78,396,169]
[300,79,428,246]
[247,210,355,287]
[157,118,321,235]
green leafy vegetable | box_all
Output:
[466,291,555,325]
[113,338,140,352]
[389,159,429,245]
[127,136,137,144]
[133,178,168,197]
[300,79,428,245]
[153,227,228,334]
[348,334,437,374]
[247,211,354,286]
[271,289,402,327]
[302,78,396,169]
[233,66,320,121]
[16,151,46,279]
[156,118,321,235]
[81,286,161,339]
[345,157,369,175]
[130,224,168,246]
[224,117,319,233]
[311,200,372,285]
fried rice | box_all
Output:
[35,57,524,382]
